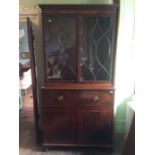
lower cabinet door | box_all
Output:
[78,108,113,145]
[42,108,77,145]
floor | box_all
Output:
[19,87,123,155]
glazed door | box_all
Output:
[42,108,77,144]
[43,16,77,82]
[78,108,113,145]
[79,15,115,82]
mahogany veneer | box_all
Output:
[39,4,118,149]
[41,83,114,148]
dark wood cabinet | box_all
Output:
[40,4,118,148]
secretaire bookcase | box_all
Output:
[39,4,118,148]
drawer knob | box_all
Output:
[110,91,113,94]
[57,95,64,101]
[92,96,99,101]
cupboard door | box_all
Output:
[43,16,76,81]
[79,16,115,82]
[78,108,113,145]
[42,108,77,144]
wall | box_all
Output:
[114,0,135,152]
[114,0,135,106]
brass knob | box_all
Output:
[57,95,64,101]
[48,19,52,22]
[110,91,113,94]
[92,96,99,101]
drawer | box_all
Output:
[77,90,113,106]
[42,90,78,106]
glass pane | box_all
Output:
[80,16,113,82]
[44,17,76,81]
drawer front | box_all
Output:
[42,90,78,107]
[42,89,114,107]
[78,90,113,106]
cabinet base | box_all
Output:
[42,143,113,151]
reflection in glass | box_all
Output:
[80,16,113,82]
[44,17,76,81]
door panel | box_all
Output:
[42,108,77,144]
[43,16,77,81]
[27,18,40,143]
[80,16,114,82]
[78,108,113,145]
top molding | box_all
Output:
[39,4,118,9]
[39,4,118,16]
